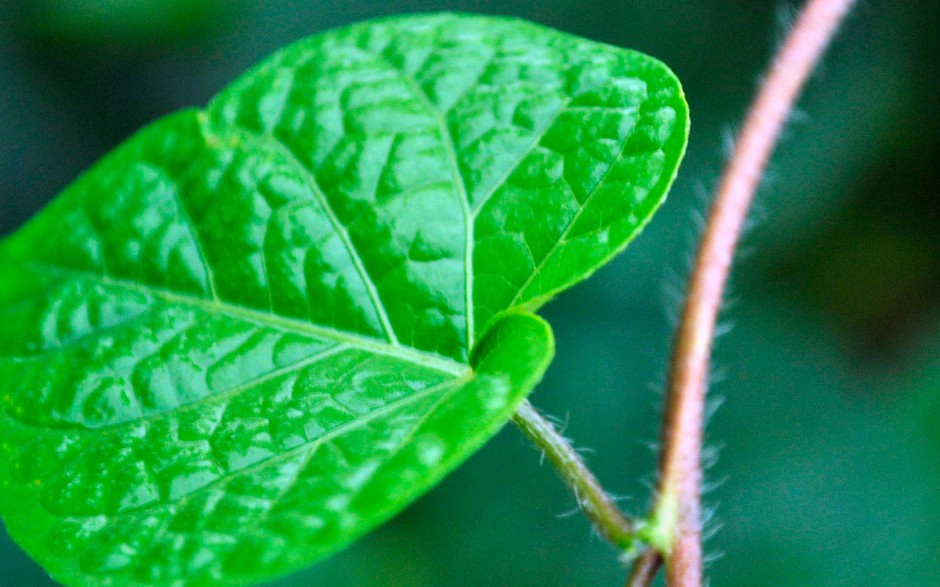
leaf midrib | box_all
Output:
[22,261,468,377]
[27,369,469,526]
[165,374,469,515]
[200,112,401,348]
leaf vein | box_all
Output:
[212,120,400,347]
[369,50,477,350]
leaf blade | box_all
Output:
[0,13,687,586]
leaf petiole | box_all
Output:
[512,400,638,552]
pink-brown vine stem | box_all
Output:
[647,0,857,585]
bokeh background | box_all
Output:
[2,1,939,585]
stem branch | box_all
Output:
[625,549,662,587]
[513,400,637,550]
[648,0,856,584]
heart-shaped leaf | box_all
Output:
[0,13,688,586]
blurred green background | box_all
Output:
[1,1,939,585]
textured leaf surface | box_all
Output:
[0,13,688,586]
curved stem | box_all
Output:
[647,0,857,584]
[512,400,637,550]
[625,549,662,587]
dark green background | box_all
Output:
[2,1,939,585]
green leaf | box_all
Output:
[0,13,688,586]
